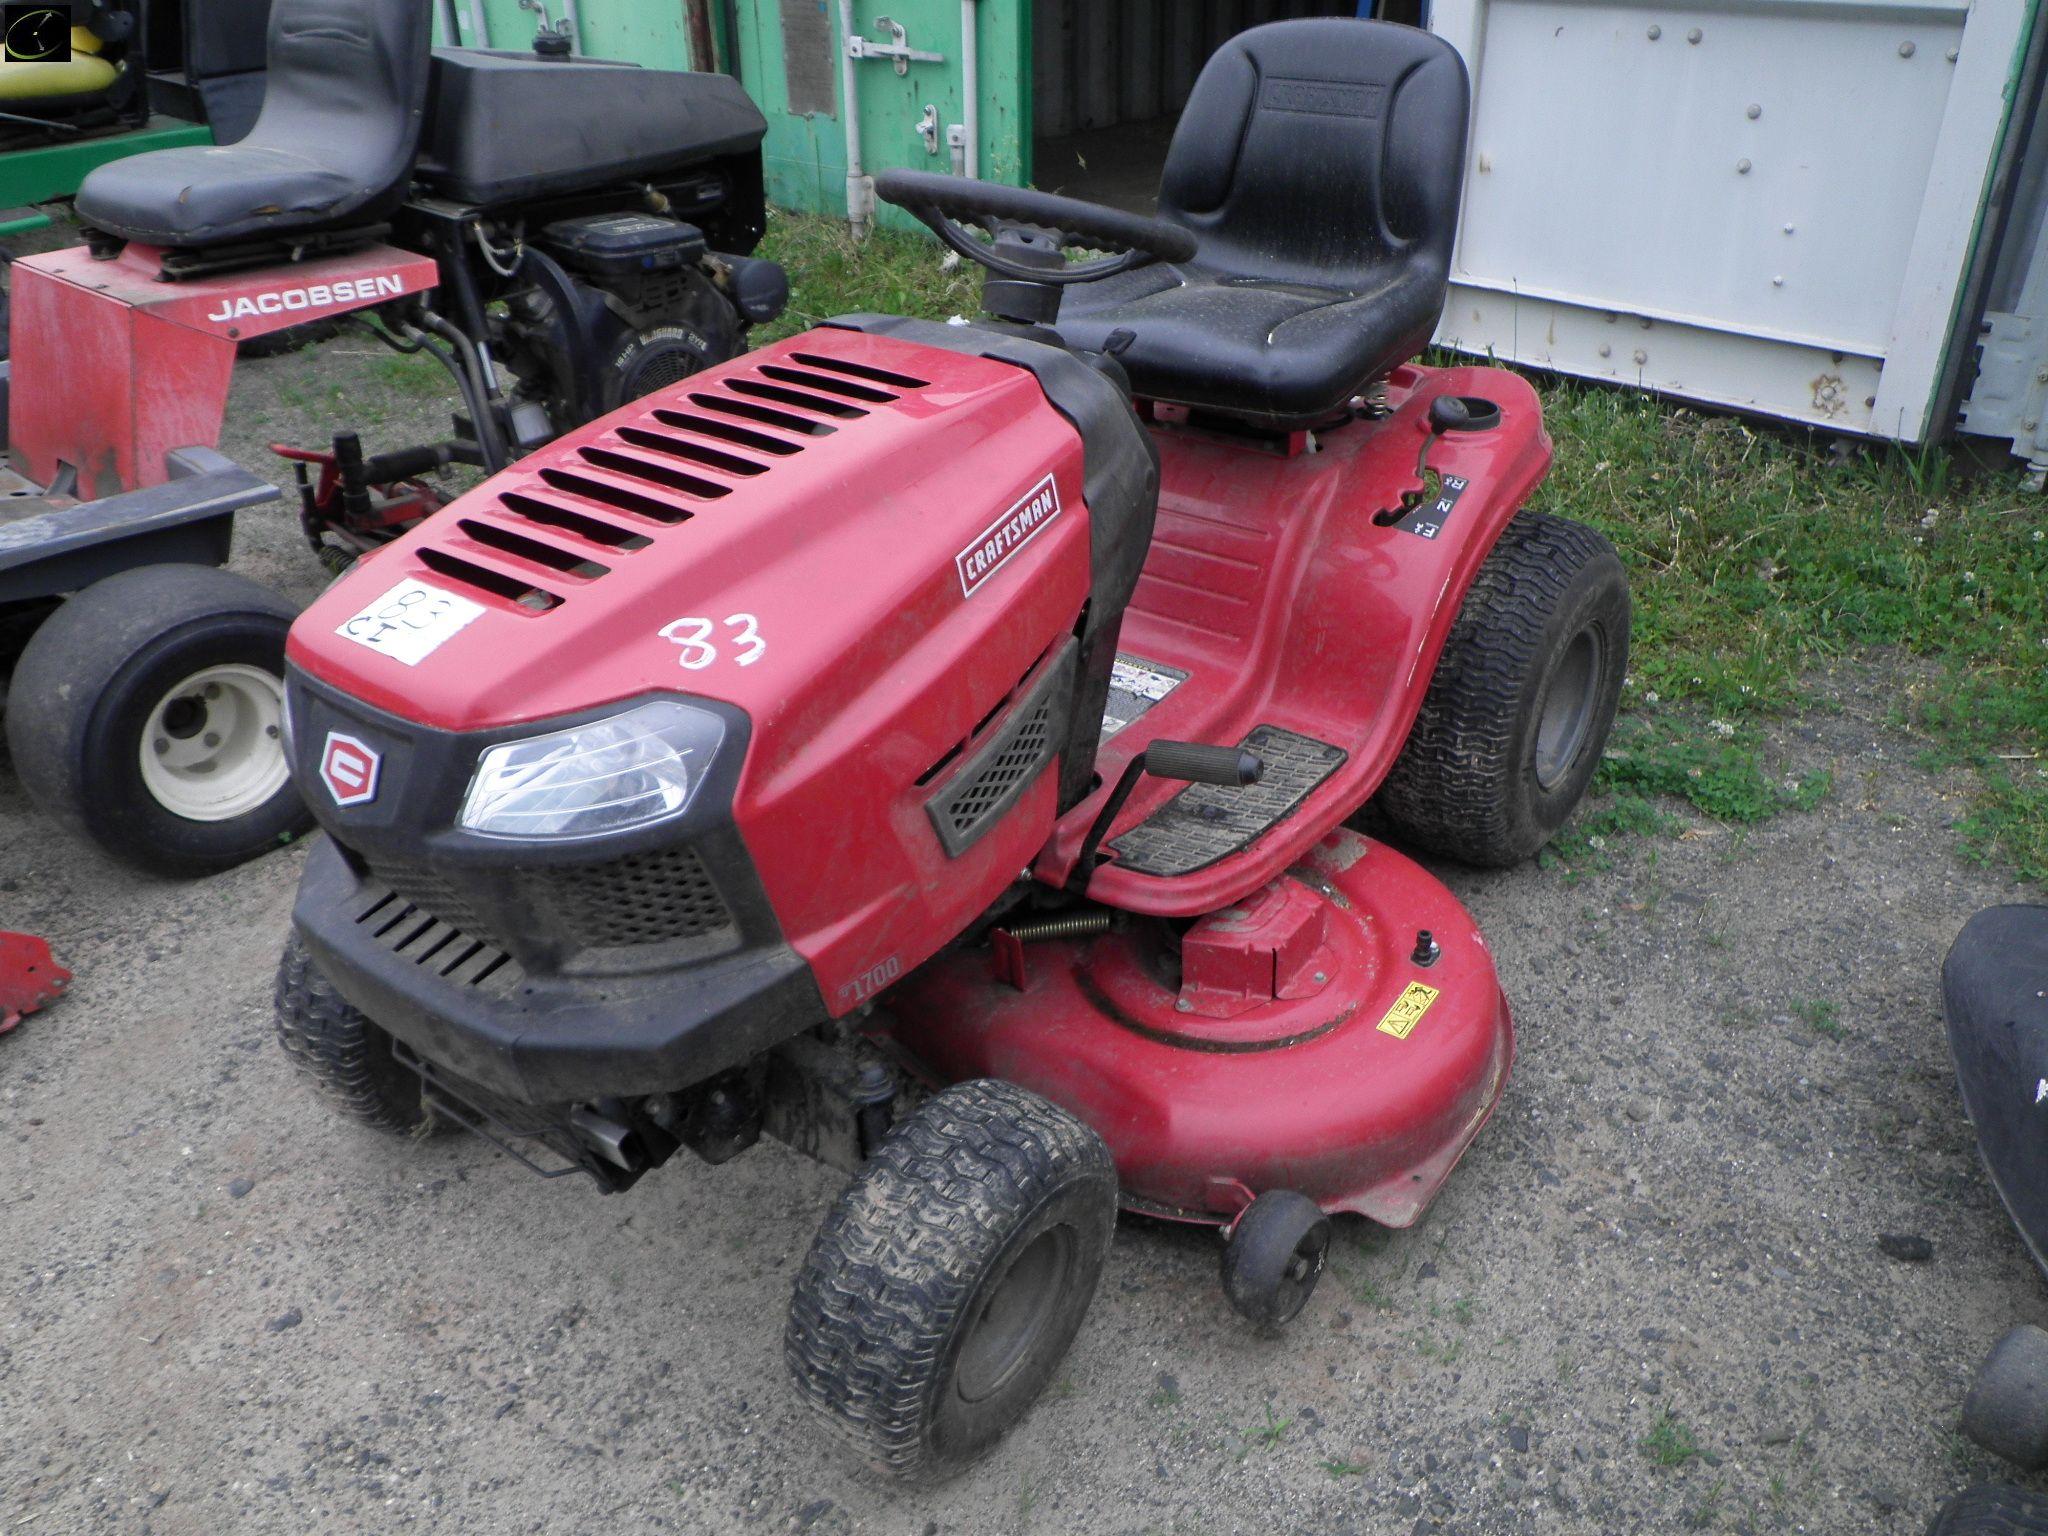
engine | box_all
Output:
[495,211,789,444]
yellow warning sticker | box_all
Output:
[1375,982,1441,1040]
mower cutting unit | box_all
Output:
[1,0,784,874]
[275,19,1630,1477]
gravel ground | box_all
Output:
[5,322,2048,1535]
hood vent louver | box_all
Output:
[406,348,931,614]
[725,376,868,419]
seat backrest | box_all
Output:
[243,0,432,212]
[1159,19,1468,294]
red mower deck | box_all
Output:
[885,829,1512,1227]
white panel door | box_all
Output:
[1429,0,2031,440]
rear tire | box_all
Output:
[1374,510,1630,866]
[273,933,446,1135]
[5,564,311,876]
[1965,1326,2048,1470]
[785,1079,1117,1481]
[1928,1484,2048,1533]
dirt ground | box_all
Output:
[5,327,2048,1536]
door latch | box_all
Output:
[847,16,943,75]
[916,103,939,154]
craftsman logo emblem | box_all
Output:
[1376,981,1441,1040]
[319,732,382,808]
[204,274,408,325]
[956,474,1062,598]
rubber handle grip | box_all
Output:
[361,443,455,483]
[1144,740,1264,787]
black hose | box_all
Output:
[403,323,497,474]
[416,311,509,473]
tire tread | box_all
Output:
[273,934,437,1134]
[785,1078,1114,1480]
[1375,509,1628,866]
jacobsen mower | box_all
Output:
[273,19,1629,1477]
[0,0,782,874]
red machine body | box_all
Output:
[287,323,1540,1227]
[890,830,1512,1226]
[8,242,436,498]
[0,932,70,1036]
[289,331,1096,1014]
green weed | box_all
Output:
[1639,1409,1704,1468]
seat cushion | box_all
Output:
[1048,19,1468,424]
[74,0,430,246]
[70,143,362,244]
[1054,259,1446,422]
[414,50,768,207]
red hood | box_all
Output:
[289,329,1086,739]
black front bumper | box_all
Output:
[283,668,828,1107]
[294,838,825,1104]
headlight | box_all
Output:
[459,701,725,840]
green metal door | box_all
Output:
[729,0,1028,229]
[427,0,1029,228]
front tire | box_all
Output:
[1964,1325,2048,1470]
[6,564,311,876]
[273,933,446,1135]
[785,1079,1117,1481]
[1374,510,1630,866]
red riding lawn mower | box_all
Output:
[0,0,782,875]
[274,19,1630,1478]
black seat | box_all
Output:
[74,0,431,248]
[1051,19,1469,425]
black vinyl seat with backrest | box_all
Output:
[1051,19,1469,425]
[74,0,431,247]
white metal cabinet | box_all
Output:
[1429,0,2034,441]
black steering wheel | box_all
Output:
[874,168,1196,286]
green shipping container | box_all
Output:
[432,0,1030,234]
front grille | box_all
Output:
[362,854,492,938]
[356,842,735,958]
[352,887,524,995]
[541,845,735,950]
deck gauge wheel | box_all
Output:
[1220,1189,1332,1328]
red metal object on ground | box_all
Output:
[882,829,1513,1227]
[8,242,437,498]
[0,932,70,1035]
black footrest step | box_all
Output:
[1110,725,1346,878]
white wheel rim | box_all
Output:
[136,662,289,822]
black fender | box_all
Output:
[1945,905,2048,1275]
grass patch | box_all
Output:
[1792,998,1845,1040]
[1542,387,2048,878]
[1682,1477,1728,1530]
[755,208,981,343]
[1236,1403,1292,1459]
[1639,1409,1704,1468]
[749,210,2048,879]
[370,351,450,397]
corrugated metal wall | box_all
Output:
[1032,0,1359,138]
